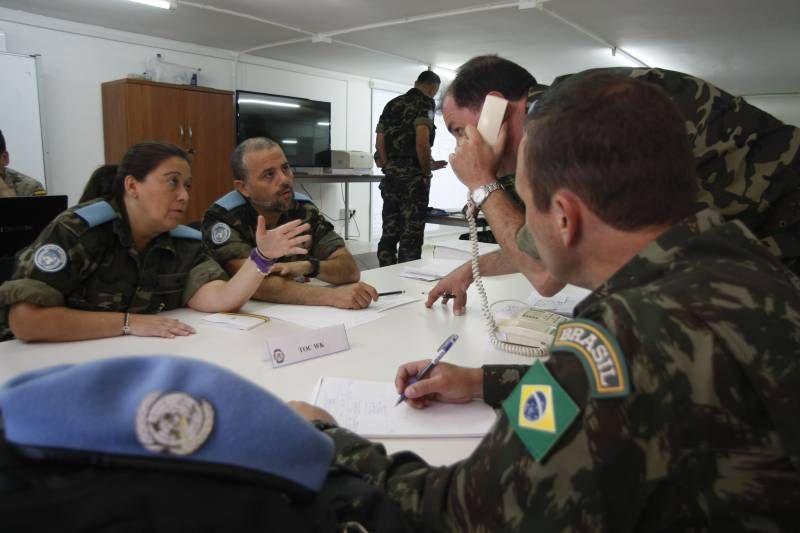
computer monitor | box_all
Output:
[235,91,332,168]
[0,195,68,280]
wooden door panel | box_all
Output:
[184,90,235,222]
[127,84,184,148]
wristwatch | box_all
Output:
[469,181,503,211]
[307,257,320,278]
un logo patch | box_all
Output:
[33,244,67,273]
[136,391,214,456]
[211,222,231,245]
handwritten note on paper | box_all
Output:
[311,376,497,438]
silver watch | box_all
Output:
[469,181,503,210]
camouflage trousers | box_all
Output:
[377,171,431,266]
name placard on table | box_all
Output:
[265,324,350,368]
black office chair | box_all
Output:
[0,257,14,283]
[0,195,68,283]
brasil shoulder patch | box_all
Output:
[502,361,579,462]
[549,318,630,399]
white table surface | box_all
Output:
[0,260,558,465]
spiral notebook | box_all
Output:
[311,376,497,438]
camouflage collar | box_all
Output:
[407,87,432,101]
[576,208,740,313]
[109,200,187,256]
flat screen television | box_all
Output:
[235,90,332,168]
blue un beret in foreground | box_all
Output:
[0,356,334,492]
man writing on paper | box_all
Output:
[290,73,800,530]
[428,55,800,314]
[375,70,448,266]
[203,138,378,309]
[0,129,45,197]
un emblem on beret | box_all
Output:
[136,391,214,456]
[211,222,231,245]
[33,244,67,273]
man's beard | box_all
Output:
[251,187,293,213]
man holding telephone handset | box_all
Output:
[292,72,800,530]
[427,55,800,315]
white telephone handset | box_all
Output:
[467,95,565,358]
[476,94,508,145]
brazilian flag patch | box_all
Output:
[502,361,579,462]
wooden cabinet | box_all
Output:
[101,79,235,223]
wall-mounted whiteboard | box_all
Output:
[0,52,46,187]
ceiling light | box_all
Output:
[518,0,551,9]
[126,0,176,9]
[282,139,298,144]
[239,99,300,108]
[317,121,330,126]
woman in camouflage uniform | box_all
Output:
[0,142,310,342]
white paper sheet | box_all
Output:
[312,376,497,438]
[526,286,591,317]
[251,303,383,330]
[371,293,420,312]
[400,259,464,281]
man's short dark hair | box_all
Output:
[525,72,699,231]
[416,70,441,86]
[0,130,6,153]
[230,137,280,182]
[448,55,538,110]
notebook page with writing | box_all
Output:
[311,376,497,438]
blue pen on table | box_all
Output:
[395,333,459,406]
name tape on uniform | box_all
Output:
[549,319,630,398]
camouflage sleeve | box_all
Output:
[376,113,386,134]
[182,252,229,306]
[323,355,630,532]
[201,209,252,265]
[0,215,90,310]
[16,176,46,196]
[7,169,46,196]
[412,99,435,131]
[309,209,345,260]
[482,364,530,407]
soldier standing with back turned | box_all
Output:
[374,70,447,266]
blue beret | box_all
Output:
[0,356,334,492]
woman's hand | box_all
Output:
[128,314,196,338]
